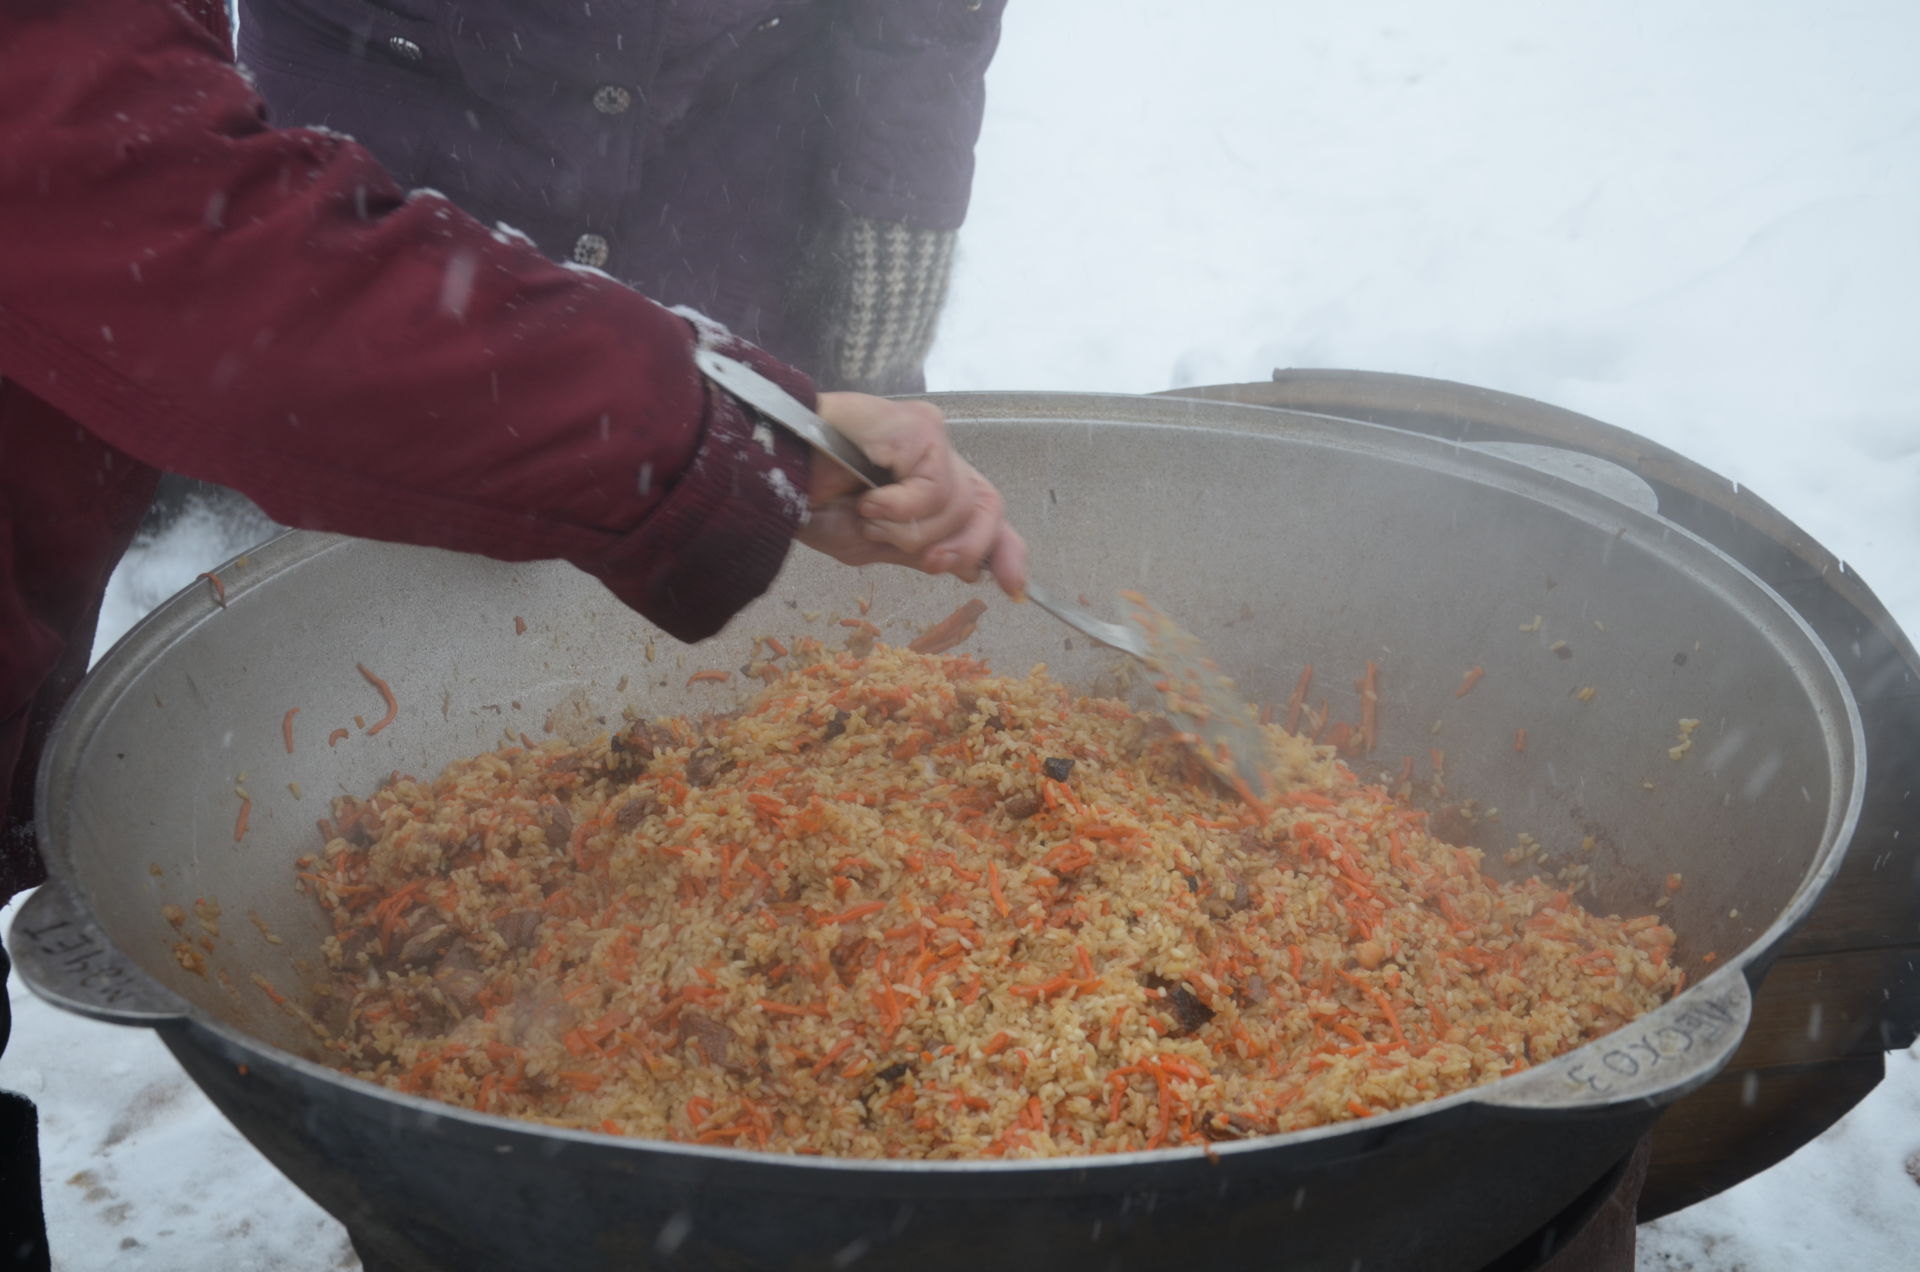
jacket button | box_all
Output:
[386,36,424,62]
[592,84,633,116]
[571,233,611,269]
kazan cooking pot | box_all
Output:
[14,392,1863,1272]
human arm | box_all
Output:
[0,0,1020,641]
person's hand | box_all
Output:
[796,393,1028,598]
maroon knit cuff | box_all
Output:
[576,328,816,643]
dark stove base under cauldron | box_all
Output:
[345,1137,1652,1272]
[1486,1135,1651,1272]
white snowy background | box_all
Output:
[4,0,1917,1267]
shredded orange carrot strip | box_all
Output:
[818,900,885,926]
[908,598,988,655]
[356,663,399,735]
[197,571,227,608]
[687,669,732,686]
[1455,666,1485,698]
[1358,661,1380,754]
[756,999,814,1017]
[327,727,350,748]
[1513,727,1528,753]
[988,862,1010,918]
[281,706,299,755]
[810,1037,856,1076]
[233,797,251,843]
[1364,986,1409,1050]
[1283,665,1313,734]
[513,616,527,635]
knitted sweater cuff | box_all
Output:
[797,216,957,396]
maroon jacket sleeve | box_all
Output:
[0,0,813,644]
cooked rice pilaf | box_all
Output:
[300,635,1685,1158]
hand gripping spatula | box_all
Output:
[697,349,1273,806]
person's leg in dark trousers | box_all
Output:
[0,945,52,1271]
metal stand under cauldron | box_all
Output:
[341,1136,1653,1272]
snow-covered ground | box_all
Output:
[5,1,1917,1268]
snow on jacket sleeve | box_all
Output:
[0,0,814,644]
[821,0,1006,231]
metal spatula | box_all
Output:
[697,349,1273,805]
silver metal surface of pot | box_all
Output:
[13,392,1864,1271]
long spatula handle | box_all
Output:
[695,349,891,490]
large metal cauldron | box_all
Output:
[14,393,1863,1271]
